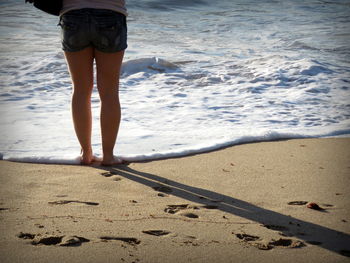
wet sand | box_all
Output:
[0,138,349,263]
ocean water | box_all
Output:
[0,0,349,163]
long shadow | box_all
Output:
[100,165,350,257]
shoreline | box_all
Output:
[2,134,350,165]
[1,138,349,262]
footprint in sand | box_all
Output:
[164,203,218,218]
[32,236,64,245]
[235,233,305,250]
[17,233,90,246]
[164,204,190,214]
[101,171,117,177]
[114,177,122,181]
[48,200,99,206]
[101,172,123,181]
[268,238,305,248]
[100,236,141,245]
[164,204,218,214]
[165,205,199,218]
[164,204,199,217]
[60,236,90,246]
[180,212,199,219]
[142,230,171,236]
[235,233,261,242]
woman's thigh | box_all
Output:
[64,47,95,93]
[95,49,124,97]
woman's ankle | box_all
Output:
[80,148,93,164]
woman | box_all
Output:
[59,0,127,165]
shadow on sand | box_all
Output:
[98,164,350,257]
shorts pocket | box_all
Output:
[97,19,122,31]
[59,17,79,32]
[59,16,87,52]
[94,17,123,49]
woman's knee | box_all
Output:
[99,92,120,105]
[97,83,119,99]
[72,86,93,100]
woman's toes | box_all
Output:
[101,156,124,166]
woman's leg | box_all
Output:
[95,49,124,165]
[64,47,96,164]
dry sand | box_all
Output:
[0,138,349,263]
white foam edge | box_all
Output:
[1,129,349,165]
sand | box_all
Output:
[0,138,349,263]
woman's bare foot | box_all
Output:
[101,156,124,166]
[80,149,102,165]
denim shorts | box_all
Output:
[59,8,127,53]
